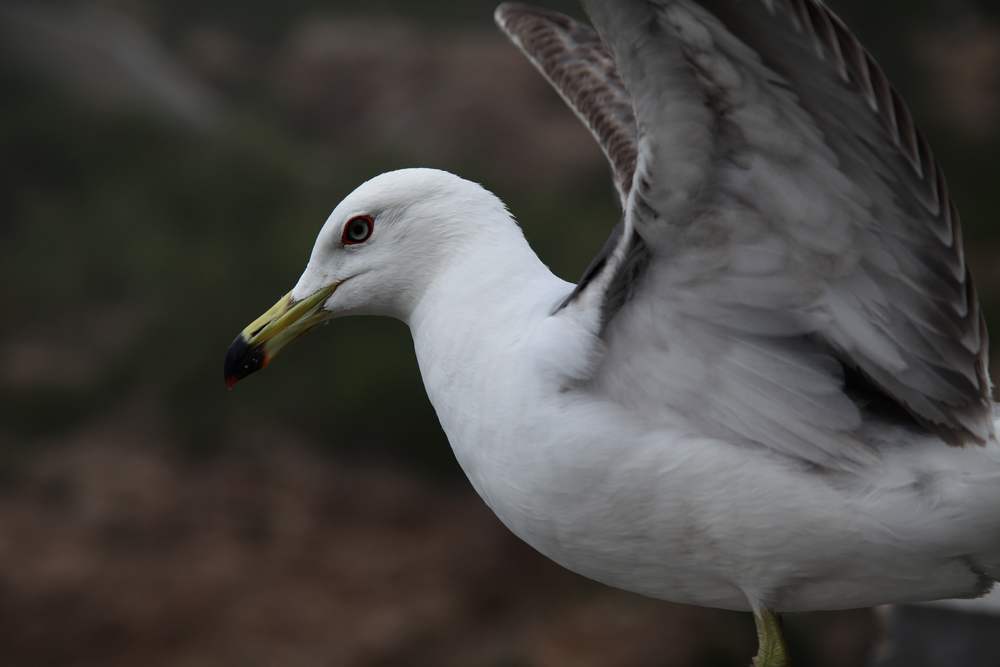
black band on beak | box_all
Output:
[224,283,339,391]
[224,335,268,389]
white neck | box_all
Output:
[406,220,571,475]
[408,221,570,368]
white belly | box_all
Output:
[410,284,1000,612]
[441,391,1000,612]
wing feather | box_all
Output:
[576,0,992,458]
[497,0,993,465]
[495,3,638,207]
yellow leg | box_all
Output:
[752,609,789,667]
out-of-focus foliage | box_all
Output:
[0,0,624,470]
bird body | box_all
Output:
[365,169,1000,614]
[226,0,1000,660]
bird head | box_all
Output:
[223,168,511,388]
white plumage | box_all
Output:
[229,0,1000,624]
[310,167,1000,613]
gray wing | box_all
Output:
[496,3,650,327]
[495,3,638,207]
[555,0,993,467]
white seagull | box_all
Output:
[225,1,1000,664]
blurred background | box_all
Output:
[1,0,998,665]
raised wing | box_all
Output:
[495,3,638,207]
[564,0,992,465]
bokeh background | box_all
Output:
[1,0,998,665]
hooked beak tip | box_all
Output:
[223,334,268,389]
[225,283,338,391]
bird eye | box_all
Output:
[342,215,374,245]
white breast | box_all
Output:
[404,219,1000,613]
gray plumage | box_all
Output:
[498,0,993,465]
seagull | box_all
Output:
[224,1,1000,664]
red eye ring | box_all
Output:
[342,215,374,245]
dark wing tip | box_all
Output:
[495,2,580,43]
[494,1,638,209]
[494,2,518,27]
[494,3,540,32]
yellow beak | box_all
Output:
[223,283,338,388]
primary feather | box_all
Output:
[498,0,993,470]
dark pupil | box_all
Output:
[350,221,367,240]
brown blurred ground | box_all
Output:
[0,428,875,667]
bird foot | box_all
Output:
[752,609,789,667]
